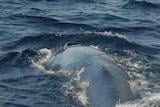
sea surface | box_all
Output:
[0,0,160,107]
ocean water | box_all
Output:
[0,0,160,107]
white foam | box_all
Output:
[112,50,160,107]
[83,31,128,39]
[32,65,90,105]
[31,48,53,72]
[33,56,90,106]
[116,93,160,107]
[62,68,90,106]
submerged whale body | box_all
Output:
[46,46,133,107]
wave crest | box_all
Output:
[4,31,159,54]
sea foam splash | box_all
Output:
[31,48,90,105]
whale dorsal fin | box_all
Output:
[64,41,80,50]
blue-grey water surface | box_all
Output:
[0,0,160,107]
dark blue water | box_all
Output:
[0,0,160,107]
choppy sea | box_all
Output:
[0,0,160,107]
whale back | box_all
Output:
[46,46,133,107]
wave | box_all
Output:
[104,13,130,21]
[0,73,81,107]
[103,27,131,33]
[1,31,159,66]
[4,31,160,54]
[127,26,155,31]
[7,14,96,31]
[9,14,59,23]
[123,0,160,9]
[0,48,52,67]
[27,0,96,3]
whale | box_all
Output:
[46,45,133,107]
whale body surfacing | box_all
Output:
[46,46,133,107]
